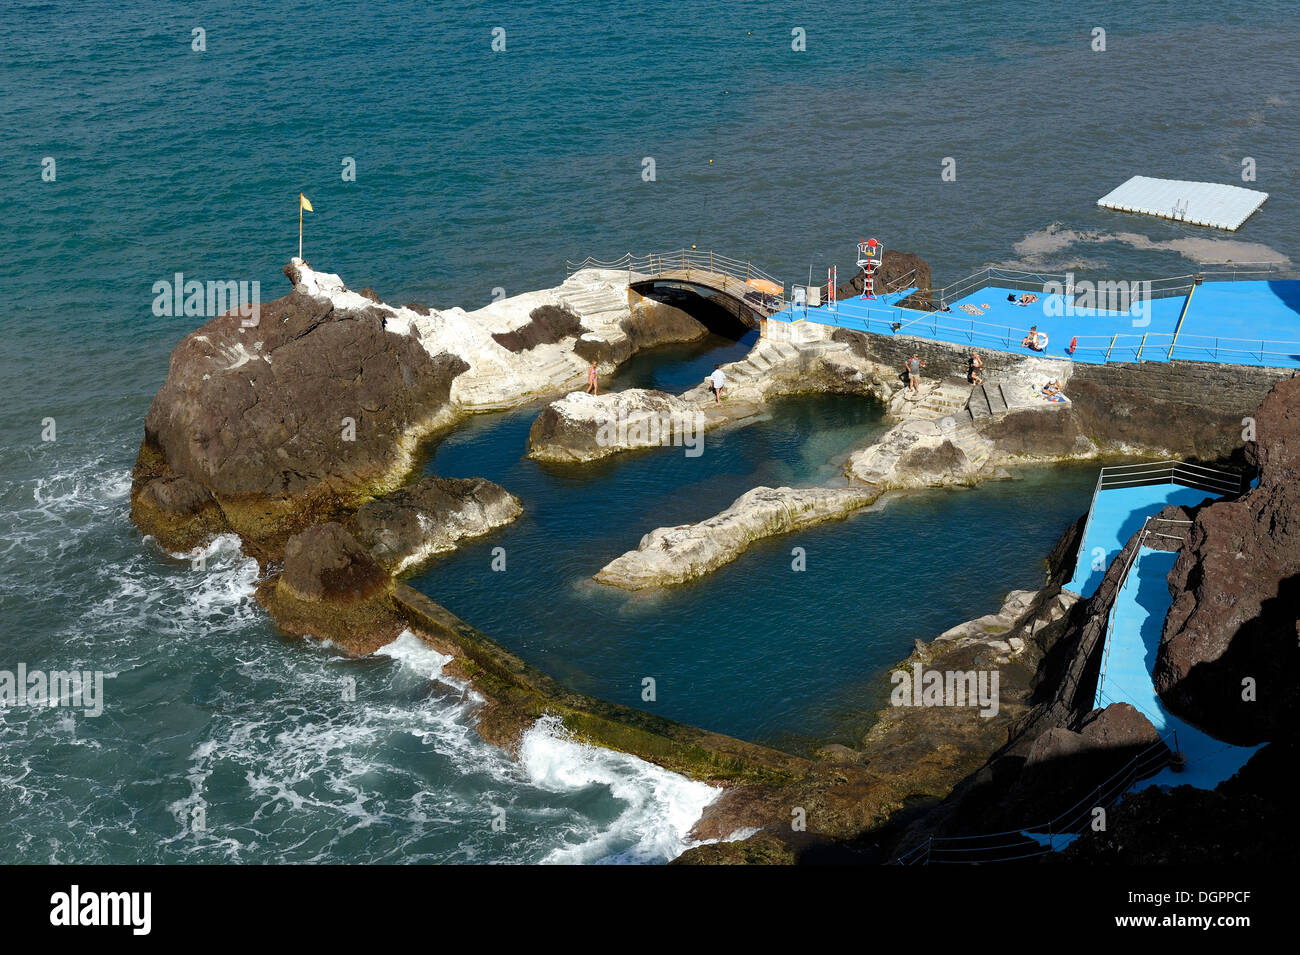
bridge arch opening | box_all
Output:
[629,280,761,341]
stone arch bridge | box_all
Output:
[565,250,789,328]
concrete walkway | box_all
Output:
[1065,483,1220,597]
[1096,546,1263,792]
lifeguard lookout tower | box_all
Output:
[857,237,883,299]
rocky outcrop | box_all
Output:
[571,295,713,366]
[835,249,933,311]
[594,485,879,590]
[530,337,893,467]
[132,258,823,800]
[132,279,467,551]
[131,475,227,554]
[528,390,706,463]
[1155,376,1300,744]
[945,702,1172,840]
[830,325,1289,462]
[131,260,710,555]
[349,477,522,575]
[491,304,585,352]
[846,417,985,488]
[1056,736,1296,864]
[260,522,406,654]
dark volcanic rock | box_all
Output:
[491,304,586,352]
[262,522,404,654]
[979,406,1092,458]
[1155,376,1300,743]
[911,703,1172,846]
[132,475,226,553]
[835,249,932,310]
[279,522,390,604]
[1055,736,1296,863]
[1024,703,1166,777]
[133,272,468,550]
[350,476,522,573]
[574,296,710,367]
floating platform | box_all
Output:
[1097,175,1268,231]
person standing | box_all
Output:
[708,364,726,405]
[969,351,984,386]
[586,361,598,395]
[906,354,924,395]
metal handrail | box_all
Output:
[895,730,1179,865]
[565,249,784,289]
[569,254,1300,365]
[926,260,1300,312]
[1096,459,1245,495]
[1096,523,1154,694]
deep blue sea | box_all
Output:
[2,1,1297,863]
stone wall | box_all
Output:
[828,326,1293,459]
[831,327,1066,385]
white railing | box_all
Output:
[566,254,1300,365]
[1067,460,1244,599]
[566,250,791,314]
[1095,459,1246,496]
[566,249,784,288]
[930,267,1071,307]
[926,260,1300,311]
[874,309,1300,366]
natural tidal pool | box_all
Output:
[411,342,1099,751]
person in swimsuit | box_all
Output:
[586,361,598,395]
[1021,325,1046,350]
[969,351,984,386]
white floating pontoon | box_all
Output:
[1097,175,1268,231]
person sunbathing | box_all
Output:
[1021,326,1048,351]
[1041,378,1063,398]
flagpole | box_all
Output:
[299,197,303,261]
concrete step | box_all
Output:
[965,383,1011,420]
[989,384,1009,415]
[938,416,993,469]
[766,342,799,363]
[557,289,627,316]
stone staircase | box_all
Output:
[555,282,630,331]
[900,379,972,418]
[892,380,995,472]
[530,351,583,386]
[966,382,1011,422]
[720,339,801,385]
[937,414,994,472]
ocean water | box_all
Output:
[2,0,1297,863]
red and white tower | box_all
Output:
[857,237,883,299]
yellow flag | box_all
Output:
[300,193,313,212]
